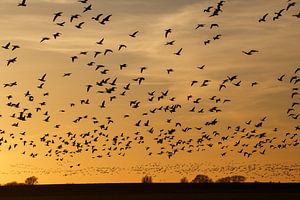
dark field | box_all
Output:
[0,183,299,200]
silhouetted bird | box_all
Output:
[165,40,175,45]
[92,14,103,21]
[40,37,50,43]
[53,12,63,22]
[174,48,183,56]
[292,12,300,18]
[129,31,139,38]
[18,0,26,7]
[83,4,92,13]
[286,1,296,11]
[75,22,85,29]
[7,57,17,66]
[278,74,285,81]
[195,24,205,29]
[259,13,268,22]
[165,29,172,38]
[70,14,81,22]
[242,50,259,55]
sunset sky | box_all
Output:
[0,0,299,184]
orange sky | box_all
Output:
[0,0,299,184]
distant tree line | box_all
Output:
[1,176,38,186]
[215,175,246,183]
[142,174,246,183]
[185,174,246,183]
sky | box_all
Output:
[0,0,299,184]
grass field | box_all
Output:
[0,183,299,200]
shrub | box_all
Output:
[191,174,213,183]
[4,182,25,186]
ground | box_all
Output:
[0,183,299,200]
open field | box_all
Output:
[0,183,299,200]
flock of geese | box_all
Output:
[7,162,300,182]
[0,0,299,176]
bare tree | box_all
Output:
[141,175,153,183]
[180,177,189,183]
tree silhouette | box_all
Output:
[216,175,246,183]
[191,174,213,183]
[141,175,153,183]
[4,181,23,186]
[25,176,38,185]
